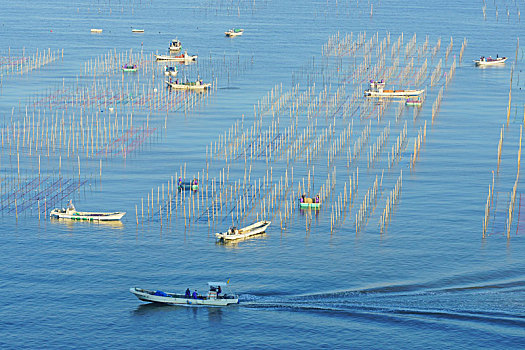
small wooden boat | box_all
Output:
[299,196,321,209]
[364,80,424,97]
[178,178,199,191]
[131,29,144,33]
[130,282,239,306]
[90,28,103,33]
[50,208,126,221]
[405,97,422,106]
[215,220,271,241]
[166,79,211,91]
[225,28,244,37]
[474,56,507,66]
[169,39,182,52]
[122,63,137,72]
[164,65,178,76]
[155,51,197,62]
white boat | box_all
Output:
[155,51,197,62]
[166,79,211,91]
[49,202,125,221]
[90,29,103,33]
[130,282,239,306]
[474,56,507,66]
[169,39,182,52]
[215,220,271,241]
[225,28,244,37]
[131,29,144,33]
[364,80,424,97]
[164,65,178,76]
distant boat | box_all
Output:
[405,97,422,106]
[299,196,321,209]
[364,80,424,97]
[155,51,197,62]
[166,79,211,91]
[130,282,239,306]
[169,39,182,52]
[215,220,271,241]
[164,65,178,76]
[90,28,103,33]
[474,56,507,66]
[131,29,144,33]
[225,28,244,37]
[50,206,126,221]
[178,178,199,190]
[122,63,138,72]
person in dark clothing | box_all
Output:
[217,285,222,296]
[185,288,191,298]
[192,290,198,299]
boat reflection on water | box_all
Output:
[49,217,124,230]
[133,302,224,322]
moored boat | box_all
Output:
[49,201,125,221]
[474,56,507,66]
[225,28,244,37]
[169,39,182,52]
[215,220,271,241]
[364,80,424,97]
[90,28,103,33]
[130,282,239,306]
[166,79,211,91]
[299,195,321,209]
[164,65,178,76]
[155,51,197,62]
[405,97,422,106]
[178,177,199,191]
[122,63,137,72]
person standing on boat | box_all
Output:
[67,200,75,212]
[192,290,198,299]
[315,195,320,203]
[217,285,221,297]
[185,288,191,298]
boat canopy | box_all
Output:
[207,281,229,287]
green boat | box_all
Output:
[178,179,199,191]
[122,63,138,72]
[299,201,321,209]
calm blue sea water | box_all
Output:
[1,0,524,348]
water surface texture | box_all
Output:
[1,0,524,348]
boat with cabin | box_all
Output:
[166,79,211,91]
[155,51,197,62]
[122,63,137,72]
[364,80,424,97]
[474,56,507,66]
[215,220,271,241]
[225,28,244,37]
[130,282,239,306]
[169,39,182,52]
[49,201,126,221]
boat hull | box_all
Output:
[299,202,321,209]
[216,221,271,241]
[166,81,211,91]
[474,57,507,66]
[155,55,197,62]
[130,288,239,306]
[365,89,424,97]
[49,209,126,221]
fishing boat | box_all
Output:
[131,29,144,33]
[155,51,197,62]
[122,63,137,72]
[90,28,103,33]
[405,97,422,106]
[215,220,271,241]
[130,282,239,306]
[49,202,126,221]
[225,28,244,37]
[299,196,321,209]
[166,79,211,91]
[169,39,182,52]
[474,56,507,66]
[364,80,424,97]
[164,65,178,76]
[178,178,199,191]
